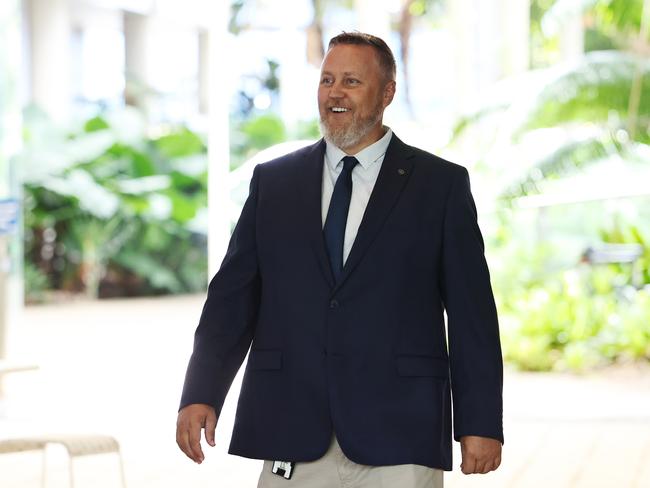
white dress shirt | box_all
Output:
[321,127,394,265]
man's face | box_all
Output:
[318,44,395,153]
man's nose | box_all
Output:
[328,83,344,98]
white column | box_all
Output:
[205,4,231,278]
[123,10,155,113]
[0,0,24,375]
[198,29,209,115]
[450,0,482,114]
[542,1,584,63]
[558,9,584,62]
[24,0,71,122]
[500,0,530,76]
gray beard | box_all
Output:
[319,110,382,151]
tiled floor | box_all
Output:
[1,295,649,487]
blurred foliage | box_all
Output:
[241,114,287,150]
[600,214,650,285]
[235,59,281,117]
[516,53,650,140]
[228,53,319,168]
[230,113,287,169]
[452,0,650,203]
[501,267,650,371]
[20,107,208,302]
[531,0,648,67]
[495,218,650,371]
[451,50,650,202]
[530,0,560,68]
[588,0,647,39]
[230,113,320,169]
[451,0,650,370]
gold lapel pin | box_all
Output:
[398,168,406,175]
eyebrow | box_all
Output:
[321,71,361,77]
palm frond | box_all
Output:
[449,103,510,141]
[516,51,650,141]
[499,129,626,201]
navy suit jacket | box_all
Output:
[179,134,503,470]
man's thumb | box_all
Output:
[205,413,217,447]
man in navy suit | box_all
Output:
[177,32,503,487]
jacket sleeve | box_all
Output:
[440,166,504,444]
[179,164,262,416]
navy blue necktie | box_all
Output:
[323,156,359,282]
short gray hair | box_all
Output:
[327,31,397,83]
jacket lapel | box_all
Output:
[297,139,336,288]
[333,134,415,293]
[296,134,415,292]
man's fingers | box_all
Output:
[487,455,501,473]
[176,426,195,462]
[461,455,476,475]
[462,455,501,474]
[474,459,487,474]
[479,456,500,474]
[188,418,205,463]
[204,411,217,447]
[460,436,502,474]
[176,405,218,464]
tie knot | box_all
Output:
[341,156,359,173]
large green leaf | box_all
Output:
[113,250,183,293]
[518,51,650,140]
[39,170,119,219]
[449,103,510,141]
[169,170,205,195]
[154,128,205,158]
[84,116,110,133]
[22,108,209,299]
[166,190,198,222]
[593,0,646,35]
[102,142,157,178]
[241,114,287,149]
[500,129,624,199]
[544,0,645,38]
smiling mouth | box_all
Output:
[329,107,350,113]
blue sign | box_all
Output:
[0,198,19,235]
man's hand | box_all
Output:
[176,404,217,464]
[460,435,502,474]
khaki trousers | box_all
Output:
[257,432,444,488]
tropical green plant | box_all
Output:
[21,107,208,301]
[499,262,650,372]
[495,218,650,371]
[599,215,650,285]
[451,0,650,202]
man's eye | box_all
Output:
[346,79,360,85]
[321,78,333,85]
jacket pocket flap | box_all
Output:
[248,349,282,370]
[396,355,448,377]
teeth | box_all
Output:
[331,107,349,112]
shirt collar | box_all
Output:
[325,127,393,171]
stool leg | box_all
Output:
[68,456,74,488]
[118,452,127,488]
[41,448,47,488]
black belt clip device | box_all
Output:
[272,460,294,479]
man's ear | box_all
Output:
[383,80,396,108]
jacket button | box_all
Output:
[329,299,339,309]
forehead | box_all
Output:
[320,44,381,75]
